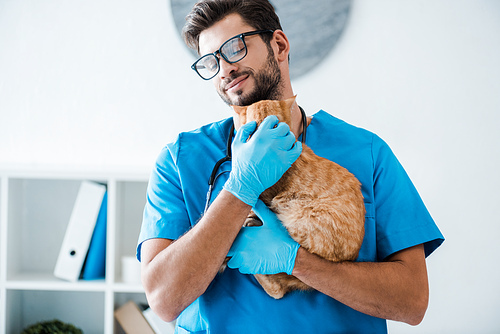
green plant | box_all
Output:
[21,319,83,334]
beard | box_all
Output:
[217,51,282,106]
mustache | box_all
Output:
[221,70,254,90]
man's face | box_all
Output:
[198,14,283,106]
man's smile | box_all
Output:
[225,74,249,93]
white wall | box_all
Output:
[1,0,499,333]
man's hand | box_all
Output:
[223,116,302,207]
[227,200,299,275]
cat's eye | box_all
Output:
[191,29,274,80]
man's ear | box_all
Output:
[272,30,290,63]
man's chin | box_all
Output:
[218,90,247,107]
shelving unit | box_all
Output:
[0,166,150,334]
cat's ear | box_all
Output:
[283,95,297,109]
[232,105,246,115]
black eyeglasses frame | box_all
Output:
[191,29,275,80]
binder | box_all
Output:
[81,191,107,280]
[114,301,155,334]
[54,181,106,282]
[143,307,176,334]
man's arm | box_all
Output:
[140,190,251,322]
[228,202,429,325]
[292,244,429,326]
[140,117,302,322]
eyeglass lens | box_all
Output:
[194,36,247,80]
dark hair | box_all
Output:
[182,0,283,53]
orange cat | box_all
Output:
[231,96,365,299]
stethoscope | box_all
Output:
[204,106,308,213]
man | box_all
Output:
[137,0,444,332]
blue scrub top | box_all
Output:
[137,110,444,334]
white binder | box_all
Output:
[54,181,106,281]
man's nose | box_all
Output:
[218,58,238,79]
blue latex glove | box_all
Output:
[227,200,300,275]
[223,115,302,207]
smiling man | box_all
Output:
[137,1,444,333]
[201,19,282,106]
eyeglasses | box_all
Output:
[191,30,274,80]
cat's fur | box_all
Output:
[231,96,366,299]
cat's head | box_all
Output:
[232,96,296,127]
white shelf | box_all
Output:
[113,282,145,293]
[0,168,150,334]
[6,273,107,291]
[0,163,150,181]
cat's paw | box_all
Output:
[219,257,229,274]
[255,274,287,299]
[243,211,263,227]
